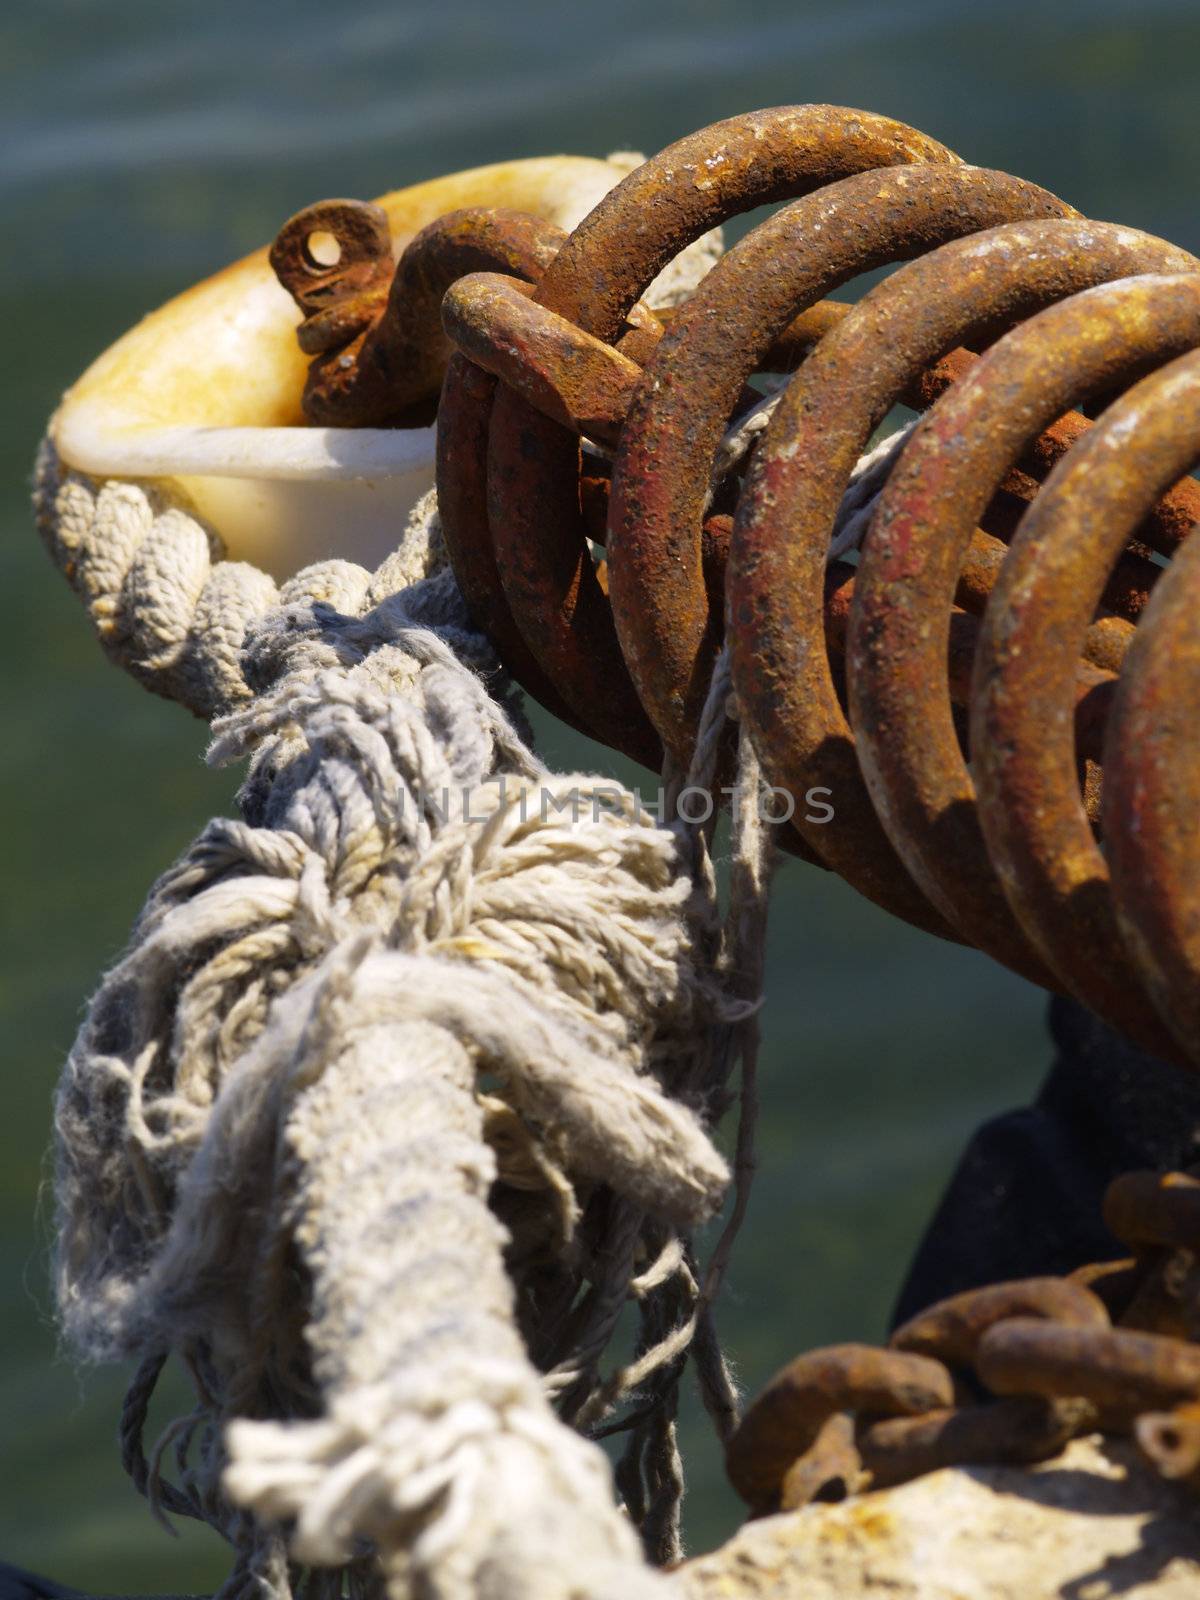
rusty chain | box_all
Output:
[723,1166,1200,1512]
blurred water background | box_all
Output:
[4,0,1200,1587]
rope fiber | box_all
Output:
[35,425,779,1595]
[32,204,916,1592]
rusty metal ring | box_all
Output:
[725,1341,954,1510]
[404,207,601,734]
[442,272,642,447]
[606,163,1072,782]
[858,1396,1092,1490]
[970,327,1200,1063]
[438,295,672,761]
[1105,435,1200,1058]
[1104,1170,1200,1253]
[1137,1401,1200,1481]
[848,272,1200,1039]
[975,1318,1200,1418]
[777,1411,862,1511]
[478,105,960,765]
[437,354,599,734]
[889,1276,1109,1370]
[271,198,395,350]
[727,218,1197,980]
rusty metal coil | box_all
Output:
[271,103,1200,1070]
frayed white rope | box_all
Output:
[36,260,912,1594]
[40,451,745,1595]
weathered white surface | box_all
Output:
[677,1435,1200,1599]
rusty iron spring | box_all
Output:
[271,104,1200,1074]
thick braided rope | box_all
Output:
[34,438,274,718]
[36,224,898,1589]
[42,444,748,1595]
[33,436,471,720]
[30,390,902,1600]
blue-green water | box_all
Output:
[3,1,1199,1588]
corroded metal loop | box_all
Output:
[858,1396,1093,1489]
[724,1343,954,1510]
[477,105,960,768]
[608,165,1074,782]
[536,104,957,342]
[1137,1401,1200,1482]
[1099,360,1200,1061]
[889,1276,1109,1369]
[938,289,1200,1062]
[975,1319,1200,1418]
[273,204,566,426]
[777,1410,862,1511]
[436,354,592,735]
[441,271,642,449]
[732,222,1198,988]
[1104,1171,1200,1254]
[271,197,395,328]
